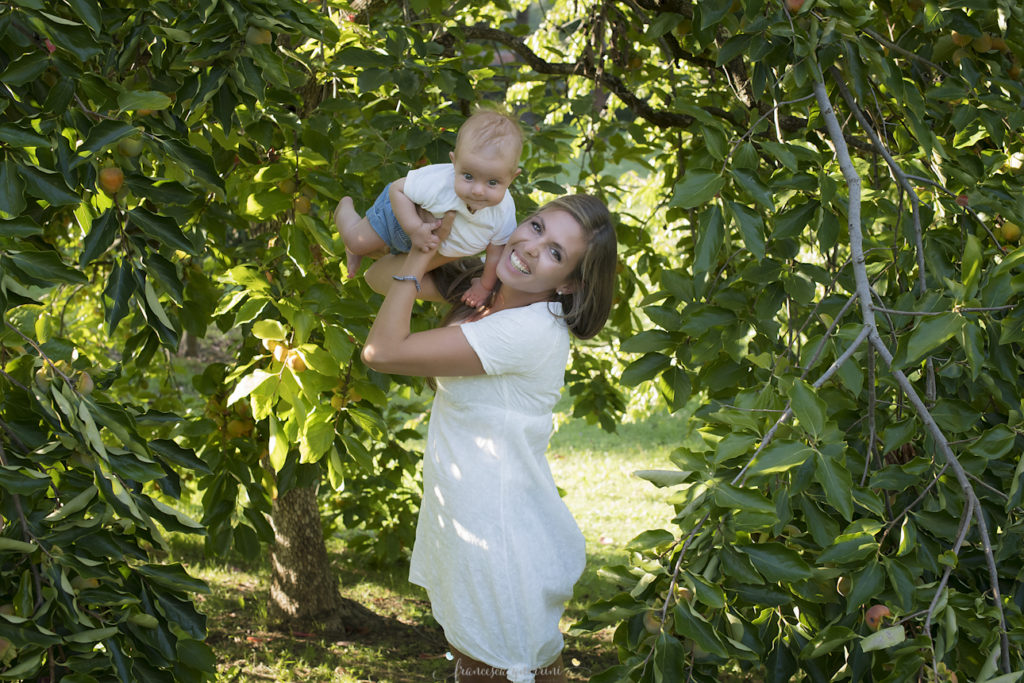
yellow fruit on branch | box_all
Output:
[226,418,254,438]
[293,195,312,214]
[245,26,272,46]
[262,338,281,353]
[1001,221,1021,243]
[972,34,993,52]
[331,393,347,410]
[285,351,306,372]
[76,372,94,395]
[865,604,891,631]
[272,344,289,363]
[642,609,662,634]
[98,167,124,195]
[951,31,972,47]
[117,137,144,157]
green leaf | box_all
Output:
[728,201,766,260]
[968,424,1016,460]
[136,564,209,595]
[748,441,813,477]
[620,353,672,387]
[625,528,675,551]
[104,259,136,333]
[621,330,676,353]
[81,120,137,154]
[901,313,964,367]
[269,414,289,472]
[670,171,725,209]
[735,543,812,582]
[962,233,982,297]
[0,123,50,148]
[860,625,905,652]
[128,208,198,255]
[158,138,225,190]
[80,209,118,266]
[252,319,287,340]
[118,90,173,112]
[227,369,276,406]
[672,603,728,657]
[0,160,27,219]
[19,165,81,206]
[634,469,690,488]
[772,201,819,240]
[0,52,48,85]
[0,217,42,238]
[712,482,775,516]
[652,631,688,683]
[693,205,724,277]
[788,378,826,437]
[813,448,853,522]
[6,249,88,285]
[731,169,773,209]
[66,0,102,35]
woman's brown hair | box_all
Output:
[435,195,618,339]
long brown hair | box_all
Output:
[435,195,618,339]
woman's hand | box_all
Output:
[407,208,454,253]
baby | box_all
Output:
[335,108,522,308]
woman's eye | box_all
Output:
[531,221,541,232]
[550,249,562,262]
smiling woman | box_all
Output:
[360,195,617,682]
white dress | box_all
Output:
[402,163,517,258]
[408,301,586,683]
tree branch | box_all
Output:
[814,77,1012,675]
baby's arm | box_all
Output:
[389,177,446,252]
[461,242,503,309]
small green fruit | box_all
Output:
[246,26,272,46]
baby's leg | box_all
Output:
[335,197,388,278]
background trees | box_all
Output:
[2,0,1023,681]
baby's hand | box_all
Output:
[407,217,443,252]
[461,278,493,310]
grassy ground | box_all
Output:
[180,412,685,682]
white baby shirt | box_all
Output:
[403,163,517,258]
[408,302,585,683]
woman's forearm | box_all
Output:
[361,250,433,366]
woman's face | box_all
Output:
[496,208,587,297]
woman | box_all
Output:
[361,195,618,683]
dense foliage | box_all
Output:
[2,0,1024,681]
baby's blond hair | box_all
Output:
[454,108,523,167]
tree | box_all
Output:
[6,0,1024,681]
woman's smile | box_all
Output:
[509,250,531,274]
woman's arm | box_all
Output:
[361,247,485,378]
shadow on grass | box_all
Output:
[174,536,621,682]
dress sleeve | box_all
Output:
[460,303,563,376]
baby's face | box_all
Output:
[449,148,520,213]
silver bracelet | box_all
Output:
[392,274,421,292]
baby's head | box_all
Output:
[449,109,522,212]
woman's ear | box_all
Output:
[556,283,575,296]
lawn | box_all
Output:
[180,411,685,682]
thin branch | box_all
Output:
[814,78,1011,674]
[860,27,956,80]
[831,70,927,296]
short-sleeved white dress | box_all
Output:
[408,301,586,683]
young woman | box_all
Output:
[361,195,618,683]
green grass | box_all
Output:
[180,412,684,682]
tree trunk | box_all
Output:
[268,485,377,636]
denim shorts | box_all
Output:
[366,183,412,254]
